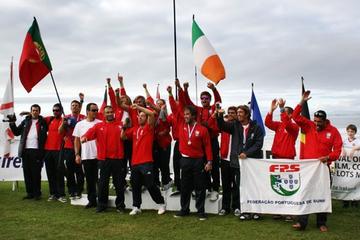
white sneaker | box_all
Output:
[57,196,67,203]
[209,191,219,201]
[129,207,141,216]
[234,208,241,217]
[47,195,56,201]
[157,204,166,215]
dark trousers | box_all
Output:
[44,150,65,198]
[173,141,182,191]
[298,213,327,228]
[130,162,165,208]
[180,157,207,213]
[221,159,240,211]
[153,143,172,186]
[123,140,132,187]
[63,148,84,195]
[205,138,220,192]
[97,159,127,209]
[22,149,43,197]
[82,159,98,205]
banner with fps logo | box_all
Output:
[240,158,332,215]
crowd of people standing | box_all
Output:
[7,75,358,232]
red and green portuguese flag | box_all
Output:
[19,17,52,93]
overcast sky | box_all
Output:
[0,0,360,122]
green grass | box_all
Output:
[0,182,359,240]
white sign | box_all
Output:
[0,139,47,181]
[332,151,360,200]
[240,158,332,215]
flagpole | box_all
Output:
[195,66,198,105]
[10,57,14,113]
[49,72,65,116]
[173,0,178,100]
[193,15,199,105]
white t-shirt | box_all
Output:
[25,119,38,149]
[73,118,102,160]
[343,137,360,152]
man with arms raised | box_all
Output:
[292,91,342,232]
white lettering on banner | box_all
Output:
[331,151,360,200]
[0,139,47,181]
[240,158,332,215]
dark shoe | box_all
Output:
[198,213,208,221]
[239,213,251,220]
[70,193,77,200]
[96,207,106,213]
[85,202,97,209]
[76,193,82,199]
[34,196,41,201]
[218,209,229,216]
[116,206,126,214]
[22,195,34,200]
[319,225,328,232]
[292,222,305,231]
[174,210,189,218]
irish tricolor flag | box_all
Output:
[192,19,225,84]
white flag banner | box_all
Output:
[240,158,332,215]
[0,138,47,181]
[331,151,360,200]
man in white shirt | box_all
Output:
[73,103,102,208]
[9,104,48,200]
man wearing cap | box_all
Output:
[291,90,342,232]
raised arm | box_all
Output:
[167,86,178,115]
[118,73,126,96]
[132,104,155,127]
[292,91,313,132]
[183,81,196,107]
[265,99,280,131]
[107,78,118,111]
[143,83,161,113]
[215,109,235,134]
[208,82,222,105]
[79,93,84,113]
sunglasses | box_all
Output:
[314,111,326,118]
[90,109,99,112]
[201,96,210,100]
[53,109,60,112]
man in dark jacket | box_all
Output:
[216,104,264,220]
[9,104,47,200]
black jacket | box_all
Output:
[9,115,48,158]
[217,116,264,168]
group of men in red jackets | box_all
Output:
[9,76,342,228]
